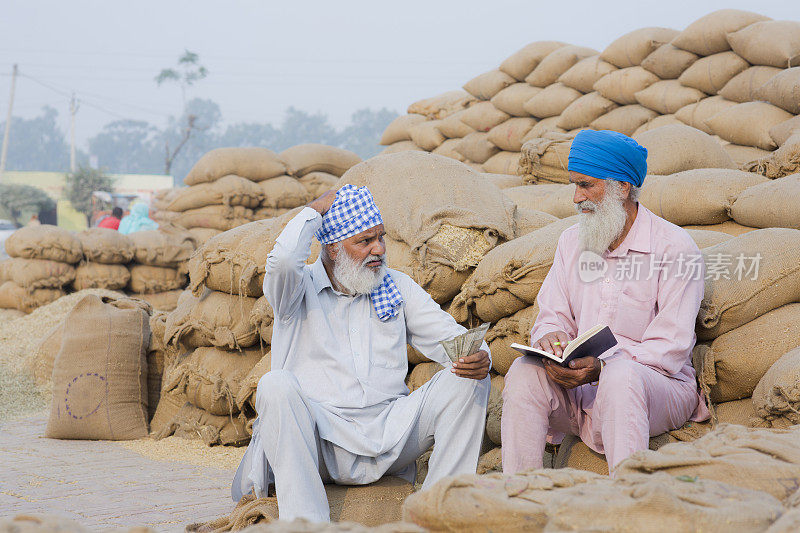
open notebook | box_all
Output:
[510,324,617,367]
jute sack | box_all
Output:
[554,433,676,476]
[407,90,476,120]
[638,169,767,226]
[675,95,737,135]
[487,174,530,192]
[590,104,658,136]
[406,362,443,393]
[633,124,735,175]
[727,20,800,68]
[485,374,504,445]
[146,349,162,422]
[477,447,503,475]
[450,216,578,323]
[593,66,659,105]
[253,207,293,220]
[487,118,536,152]
[671,9,771,56]
[756,67,800,114]
[723,144,773,167]
[463,69,516,100]
[685,228,733,249]
[522,83,582,119]
[483,152,521,176]
[744,133,800,179]
[30,322,64,387]
[458,102,510,133]
[185,147,287,185]
[631,114,683,136]
[600,27,679,68]
[557,92,618,130]
[250,296,274,345]
[706,101,793,151]
[0,281,64,313]
[499,41,567,81]
[128,229,196,268]
[513,209,558,237]
[634,80,705,115]
[682,220,756,236]
[504,184,575,218]
[155,401,250,446]
[431,138,466,162]
[259,175,312,209]
[235,351,272,411]
[486,303,539,375]
[519,132,575,184]
[731,174,800,229]
[167,175,264,212]
[719,66,783,103]
[525,45,598,88]
[523,116,566,142]
[406,344,430,366]
[173,205,254,232]
[437,109,476,139]
[152,188,179,211]
[149,385,187,438]
[4,258,75,289]
[0,308,25,320]
[455,132,499,164]
[4,225,82,264]
[380,113,426,145]
[616,423,800,501]
[186,227,222,245]
[45,294,150,440]
[669,397,757,442]
[280,144,361,178]
[490,83,542,117]
[128,265,186,294]
[697,228,800,340]
[408,120,445,151]
[381,140,424,155]
[298,171,339,198]
[752,347,800,428]
[558,56,618,93]
[640,44,698,79]
[73,262,130,290]
[77,228,133,264]
[678,52,749,95]
[165,289,259,350]
[695,303,800,403]
[135,289,183,312]
[771,116,800,147]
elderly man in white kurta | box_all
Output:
[232,184,491,522]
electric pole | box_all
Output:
[0,64,18,182]
[69,93,79,172]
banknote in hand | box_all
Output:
[440,323,490,363]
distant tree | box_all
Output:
[87,119,161,174]
[160,98,223,185]
[64,166,115,224]
[218,122,281,148]
[0,183,56,227]
[337,108,398,159]
[276,107,338,151]
[0,106,70,171]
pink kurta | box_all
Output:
[502,204,710,473]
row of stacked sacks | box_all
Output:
[152,144,362,243]
[380,9,800,179]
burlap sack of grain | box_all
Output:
[504,184,575,218]
[436,109,476,140]
[30,321,64,387]
[0,281,64,313]
[407,90,476,120]
[524,116,566,141]
[525,45,598,88]
[152,187,178,211]
[185,148,287,185]
[136,289,183,312]
[450,216,578,323]
[73,262,130,290]
[259,175,312,209]
[455,132,499,164]
[723,144,773,167]
[298,171,339,198]
[486,303,539,375]
[557,56,618,93]
[476,447,503,475]
[166,289,259,350]
[695,304,800,402]
[557,92,618,130]
[128,229,196,268]
[772,118,800,150]
[554,433,676,475]
[522,83,582,119]
[483,152,521,176]
[590,104,658,136]
[633,124,735,175]
[174,205,254,231]
[631,114,683,136]
[756,68,800,114]
[682,220,756,236]
[128,264,186,294]
[634,80,704,115]
[593,66,659,105]
[513,209,558,238]
[156,401,250,446]
[706,102,793,151]
[485,374,504,445]
[744,133,800,179]
[280,144,361,178]
[640,44,699,80]
[253,207,293,220]
[731,174,800,228]
[4,224,82,264]
[250,296,274,345]
[152,208,180,225]
[719,65,783,103]
[458,102,510,133]
[0,308,23,321]
[4,257,75,289]
[672,9,771,56]
[45,294,149,440]
[675,95,737,135]
[638,169,767,226]
[678,52,749,95]
[235,351,271,411]
[406,362,443,393]
[187,227,222,245]
[728,20,800,68]
[697,228,800,340]
[519,132,575,184]
[381,140,424,155]
[483,172,524,189]
[752,347,800,429]
[600,27,679,69]
[499,41,567,81]
[490,83,541,117]
[431,138,466,162]
[669,397,757,441]
[77,228,133,264]
[617,423,800,501]
[167,176,264,213]
[408,120,445,151]
[487,118,537,152]
[146,347,163,422]
[463,69,516,100]
[685,228,733,249]
[380,114,427,145]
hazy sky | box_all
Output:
[1,0,796,148]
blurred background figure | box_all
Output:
[118,202,158,234]
[97,207,124,230]
[25,214,40,226]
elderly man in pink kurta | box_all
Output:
[501,129,710,474]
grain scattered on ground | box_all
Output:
[116,436,246,471]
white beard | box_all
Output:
[332,245,386,295]
[576,180,628,255]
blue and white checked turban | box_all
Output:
[315,184,403,321]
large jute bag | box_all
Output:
[437,109,477,139]
[696,228,800,340]
[640,44,698,79]
[4,225,82,264]
[671,9,771,56]
[756,67,800,114]
[45,295,150,440]
[173,205,254,231]
[723,144,773,168]
[462,69,516,100]
[249,296,274,346]
[557,92,618,130]
[719,66,783,103]
[186,227,222,246]
[525,45,598,88]
[638,169,767,226]
[487,118,537,152]
[522,83,582,119]
[632,124,735,175]
[432,138,466,162]
[554,433,676,476]
[512,209,558,237]
[0,281,64,313]
[77,228,134,264]
[503,184,574,218]
[455,132,499,164]
[731,174,800,229]
[167,175,264,212]
[485,374,504,445]
[558,56,618,93]
[184,147,287,185]
[407,90,476,120]
[380,113,426,145]
[483,152,521,176]
[744,133,800,179]
[155,402,250,446]
[406,362,444,393]
[752,347,800,428]
[674,95,737,135]
[705,101,793,151]
[490,83,542,117]
[685,228,733,249]
[727,20,800,68]
[408,120,445,151]
[128,265,186,294]
[677,52,749,95]
[486,303,539,375]
[73,262,130,290]
[128,229,196,268]
[297,171,339,198]
[632,114,683,136]
[4,257,75,289]
[458,102,510,133]
[135,290,183,312]
[258,176,312,209]
[519,132,575,184]
[279,144,361,178]
[634,80,705,115]
[235,351,272,411]
[381,140,423,155]
[593,66,659,105]
[589,104,658,137]
[499,41,567,81]
[165,289,259,350]
[681,220,756,237]
[477,447,503,475]
[599,27,679,68]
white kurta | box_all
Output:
[232,207,489,502]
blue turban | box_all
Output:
[568,130,648,187]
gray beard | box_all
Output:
[576,181,628,255]
[333,246,386,295]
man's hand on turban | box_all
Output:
[307,190,338,216]
[543,356,602,389]
[452,350,490,380]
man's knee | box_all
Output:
[255,369,302,412]
[503,355,548,402]
[595,360,646,407]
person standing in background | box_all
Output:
[98,207,124,230]
[118,203,158,235]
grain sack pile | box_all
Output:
[74,228,134,293]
